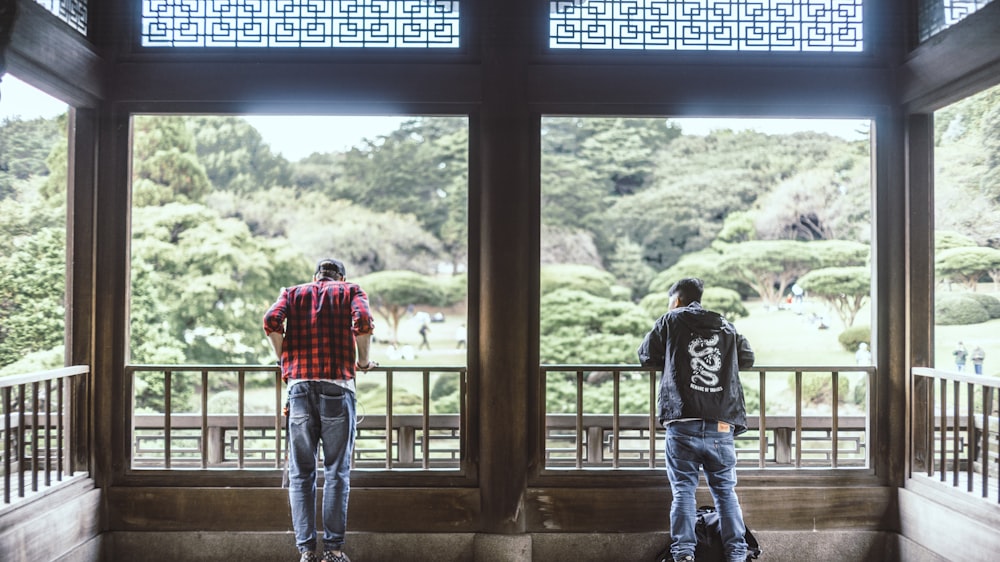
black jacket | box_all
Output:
[637,302,755,434]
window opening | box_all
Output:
[549,0,863,51]
[141,0,460,48]
[0,75,70,377]
[127,115,469,473]
[539,117,874,470]
[931,84,1000,373]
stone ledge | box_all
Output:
[101,530,946,561]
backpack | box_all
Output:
[654,506,762,562]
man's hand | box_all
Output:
[356,360,378,372]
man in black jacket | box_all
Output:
[638,278,755,562]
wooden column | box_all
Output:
[92,104,132,490]
[67,107,98,472]
[477,0,535,534]
[906,113,935,477]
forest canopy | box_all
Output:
[1,89,998,376]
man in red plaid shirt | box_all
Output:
[264,258,376,562]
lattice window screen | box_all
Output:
[549,0,864,52]
[141,0,460,47]
[917,0,994,42]
[32,0,88,34]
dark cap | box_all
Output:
[315,259,346,278]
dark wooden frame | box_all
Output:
[3,0,1000,553]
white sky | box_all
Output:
[1,74,870,161]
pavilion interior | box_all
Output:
[2,0,1000,560]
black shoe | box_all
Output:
[321,550,351,562]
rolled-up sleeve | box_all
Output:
[352,287,375,336]
[263,289,289,335]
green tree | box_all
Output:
[935,230,978,250]
[354,271,456,343]
[0,115,64,199]
[639,287,747,321]
[810,240,870,268]
[607,236,656,301]
[797,266,871,328]
[606,169,760,270]
[189,116,291,193]
[337,117,468,240]
[130,203,303,366]
[935,246,1000,291]
[209,187,445,275]
[702,287,749,320]
[0,224,66,368]
[719,240,818,307]
[540,264,617,297]
[649,249,752,298]
[132,115,211,205]
[539,289,653,364]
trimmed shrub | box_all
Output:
[935,293,990,325]
[962,292,1000,319]
[702,287,749,319]
[838,324,871,352]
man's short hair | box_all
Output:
[668,277,704,304]
[315,258,346,279]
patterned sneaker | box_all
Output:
[321,551,351,562]
[299,552,318,562]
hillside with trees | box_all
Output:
[2,95,999,390]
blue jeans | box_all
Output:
[287,381,356,554]
[665,420,747,562]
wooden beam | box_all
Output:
[6,0,104,106]
[900,2,1000,110]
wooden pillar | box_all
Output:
[67,107,98,473]
[875,108,909,489]
[906,113,935,477]
[477,0,535,534]
[92,104,132,490]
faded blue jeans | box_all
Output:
[287,381,356,554]
[665,419,748,562]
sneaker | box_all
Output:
[321,551,351,562]
[299,553,318,562]
[674,556,694,562]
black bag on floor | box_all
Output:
[654,506,762,562]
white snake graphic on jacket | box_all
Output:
[689,334,722,389]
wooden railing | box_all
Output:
[128,364,874,474]
[540,365,874,471]
[912,367,1000,503]
[1,366,88,506]
[127,365,469,472]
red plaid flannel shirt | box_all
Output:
[263,279,374,384]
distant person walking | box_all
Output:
[855,342,872,365]
[455,323,467,350]
[263,258,376,562]
[418,323,431,351]
[637,277,755,562]
[972,346,986,375]
[954,341,968,372]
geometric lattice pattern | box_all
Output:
[549,0,863,51]
[141,0,460,47]
[917,0,994,43]
[32,0,88,34]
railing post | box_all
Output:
[207,426,225,465]
[774,428,792,465]
[587,425,604,466]
[399,426,416,465]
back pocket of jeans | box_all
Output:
[319,393,346,419]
